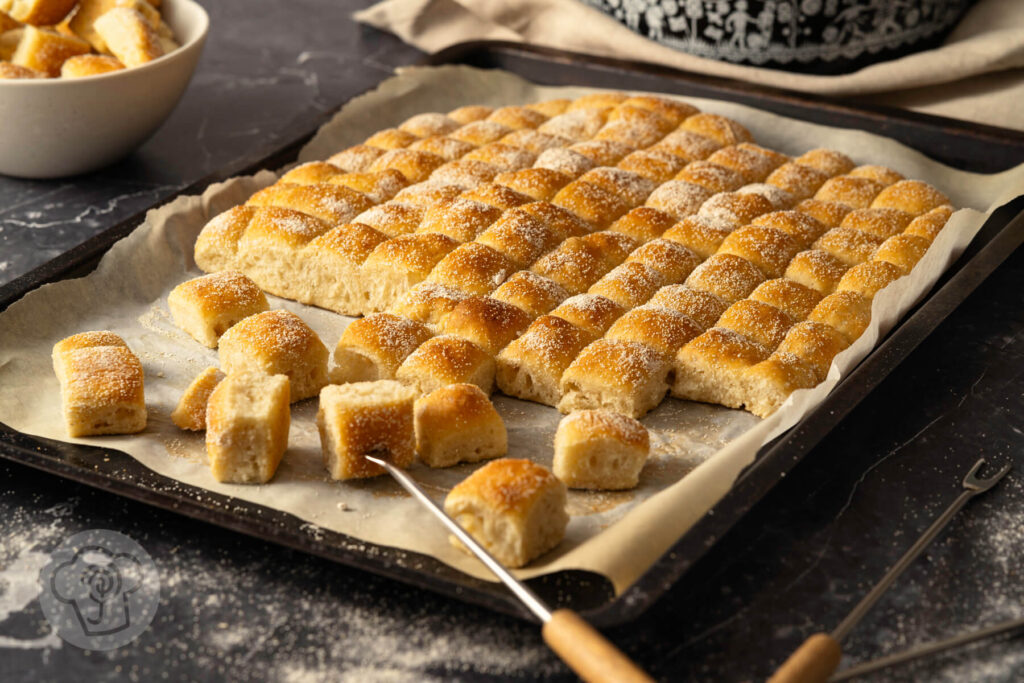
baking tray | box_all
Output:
[2,41,1023,628]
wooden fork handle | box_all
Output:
[542,609,655,683]
[768,632,842,683]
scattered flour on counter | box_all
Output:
[0,499,78,651]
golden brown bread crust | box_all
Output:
[492,167,573,201]
[748,278,822,321]
[685,253,766,304]
[794,149,855,177]
[679,113,752,146]
[716,299,796,350]
[587,261,666,310]
[490,271,569,319]
[624,238,702,283]
[871,180,950,215]
[462,182,533,210]
[617,148,690,183]
[427,242,519,296]
[496,315,592,407]
[395,334,496,396]
[605,305,703,358]
[752,210,828,247]
[550,294,625,338]
[475,209,560,267]
[441,296,532,356]
[647,284,729,330]
[390,281,469,329]
[645,180,714,219]
[716,225,800,278]
[189,93,958,421]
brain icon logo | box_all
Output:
[39,530,159,650]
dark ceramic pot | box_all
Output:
[581,0,976,74]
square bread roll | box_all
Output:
[414,383,507,468]
[317,381,416,480]
[741,352,819,418]
[52,332,146,437]
[168,271,269,348]
[205,372,290,484]
[553,410,650,490]
[217,310,329,402]
[496,315,593,407]
[171,367,224,431]
[558,339,671,418]
[394,335,496,396]
[444,458,568,568]
[331,313,433,384]
[673,328,770,408]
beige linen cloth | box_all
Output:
[355,0,1024,131]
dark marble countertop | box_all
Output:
[2,1,1023,681]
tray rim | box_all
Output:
[2,46,1023,627]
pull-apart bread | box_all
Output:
[53,331,146,437]
[193,93,954,427]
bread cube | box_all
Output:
[93,7,163,68]
[205,372,290,484]
[317,381,416,480]
[11,25,90,76]
[217,310,329,402]
[444,459,568,568]
[3,0,77,25]
[414,384,506,468]
[171,367,224,431]
[553,410,649,490]
[168,271,269,348]
[52,332,146,437]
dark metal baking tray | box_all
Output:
[2,41,1022,628]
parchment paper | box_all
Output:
[2,66,1022,594]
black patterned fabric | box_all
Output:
[581,0,976,74]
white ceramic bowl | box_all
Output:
[0,0,209,178]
